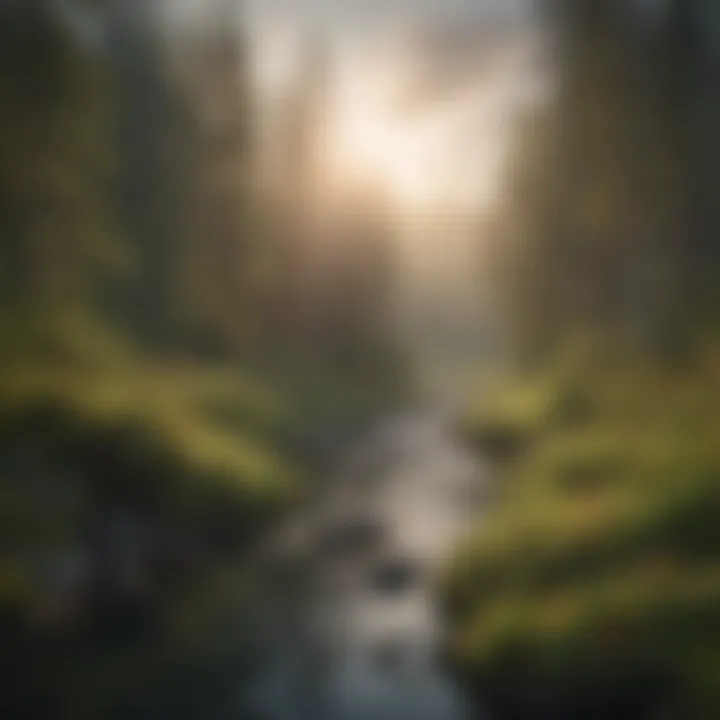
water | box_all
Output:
[244,410,490,720]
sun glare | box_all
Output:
[327,106,430,206]
[250,23,548,215]
[318,42,536,212]
[320,64,431,207]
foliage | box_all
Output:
[0,3,406,717]
[494,0,713,362]
[449,5,720,716]
[0,2,123,344]
[446,346,720,719]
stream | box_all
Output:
[241,409,491,720]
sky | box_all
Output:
[240,0,549,355]
[243,0,535,37]
[168,0,549,369]
[246,0,546,205]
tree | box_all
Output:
[494,0,706,360]
[105,0,179,349]
[165,4,257,359]
[0,0,120,366]
[107,0,257,360]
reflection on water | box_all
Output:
[245,412,488,720]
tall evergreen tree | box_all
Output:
[106,0,256,360]
[167,3,257,359]
[494,0,711,359]
[0,0,120,366]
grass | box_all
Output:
[445,343,720,719]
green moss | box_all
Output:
[446,346,720,718]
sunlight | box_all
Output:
[326,97,430,207]
[250,24,300,99]
[323,90,477,210]
[317,36,546,212]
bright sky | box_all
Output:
[243,0,533,36]
[247,0,546,209]
[241,0,549,362]
[328,33,545,210]
[164,0,549,381]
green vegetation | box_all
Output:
[0,3,406,717]
[447,348,720,719]
[446,2,720,717]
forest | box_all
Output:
[449,1,720,719]
[1,0,719,719]
[0,1,404,716]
